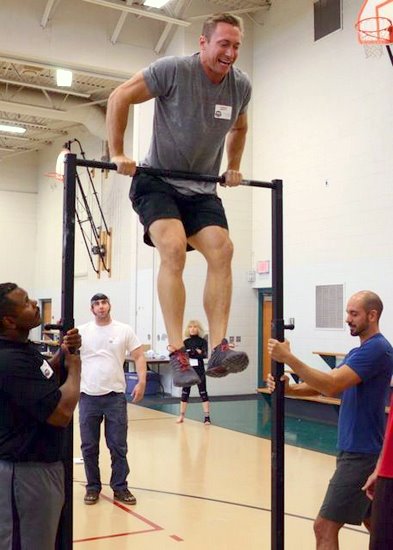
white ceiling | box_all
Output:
[0,0,271,161]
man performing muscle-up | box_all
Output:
[107,13,251,387]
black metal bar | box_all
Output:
[60,153,286,549]
[270,179,285,550]
[74,159,274,188]
[56,153,77,550]
[386,44,393,66]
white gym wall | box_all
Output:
[1,0,392,392]
[251,0,393,369]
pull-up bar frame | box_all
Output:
[57,153,287,550]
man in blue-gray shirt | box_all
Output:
[107,13,251,387]
[267,290,393,549]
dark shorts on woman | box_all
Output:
[318,451,378,525]
[129,172,228,249]
[369,477,393,549]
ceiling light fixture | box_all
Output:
[56,68,73,87]
[144,0,170,8]
[0,124,26,134]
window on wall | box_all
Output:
[316,284,344,329]
[314,0,342,41]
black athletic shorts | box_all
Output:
[369,477,393,549]
[129,172,228,250]
[318,451,378,525]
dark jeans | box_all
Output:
[79,392,129,493]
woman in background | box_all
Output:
[177,320,210,424]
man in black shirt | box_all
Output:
[0,282,81,550]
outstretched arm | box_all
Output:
[266,373,320,397]
[268,339,361,397]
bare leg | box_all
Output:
[177,401,187,423]
[202,401,211,424]
[188,226,233,349]
[149,219,187,350]
[314,516,343,550]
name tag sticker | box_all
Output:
[40,360,54,379]
[214,104,232,120]
[189,358,199,367]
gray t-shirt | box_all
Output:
[142,53,252,195]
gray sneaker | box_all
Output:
[170,347,201,387]
[206,338,249,378]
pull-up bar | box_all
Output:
[57,154,288,550]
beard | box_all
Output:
[348,322,368,337]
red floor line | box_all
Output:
[74,528,161,543]
[74,486,184,543]
[169,534,184,542]
[99,492,163,529]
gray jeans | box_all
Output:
[0,460,65,550]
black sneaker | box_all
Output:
[170,347,201,387]
[84,490,100,505]
[113,489,137,505]
[206,338,249,378]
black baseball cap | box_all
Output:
[90,293,109,303]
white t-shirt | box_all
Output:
[78,320,141,396]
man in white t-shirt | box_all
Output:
[78,293,146,506]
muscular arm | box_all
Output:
[266,373,320,397]
[284,356,360,397]
[106,71,154,174]
[268,339,362,397]
[226,112,248,172]
[286,382,321,397]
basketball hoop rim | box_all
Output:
[355,16,393,45]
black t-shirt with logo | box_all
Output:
[0,338,63,462]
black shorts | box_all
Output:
[319,451,378,525]
[370,477,393,549]
[129,172,228,250]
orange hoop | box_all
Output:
[356,16,393,44]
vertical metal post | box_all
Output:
[56,153,77,550]
[270,179,285,550]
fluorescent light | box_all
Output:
[144,0,170,8]
[56,68,73,87]
[0,124,26,134]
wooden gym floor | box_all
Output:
[71,399,370,549]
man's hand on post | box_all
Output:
[268,338,291,363]
[266,373,290,394]
[62,327,81,353]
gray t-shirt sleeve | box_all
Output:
[238,75,252,114]
[143,56,177,98]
